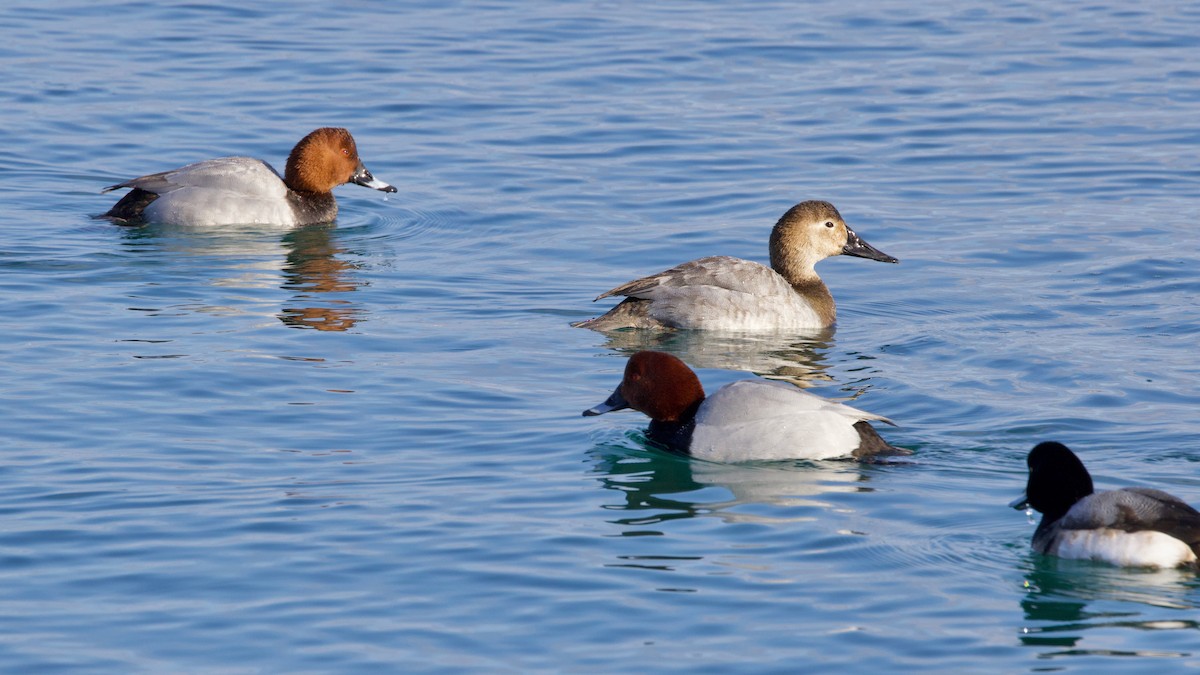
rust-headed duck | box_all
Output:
[103,127,396,227]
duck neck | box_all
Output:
[769,230,837,322]
[1031,515,1062,553]
[786,276,836,326]
[646,398,702,455]
[1034,501,1074,530]
[768,244,819,286]
[286,191,338,224]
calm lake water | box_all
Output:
[3,0,1200,672]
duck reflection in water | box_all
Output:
[115,222,365,331]
[590,443,874,528]
[1016,560,1197,653]
[594,326,838,388]
[278,224,364,332]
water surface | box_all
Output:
[3,1,1200,671]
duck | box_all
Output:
[102,127,396,227]
[1010,441,1200,569]
[582,350,907,462]
[573,200,897,332]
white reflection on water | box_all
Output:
[1017,556,1200,656]
[591,440,873,527]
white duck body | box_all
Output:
[689,379,894,462]
[1038,488,1199,568]
[136,158,300,227]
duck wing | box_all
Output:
[592,257,826,330]
[1062,488,1200,547]
[595,256,790,301]
[104,157,286,198]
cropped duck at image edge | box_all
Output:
[102,127,396,227]
[1012,441,1200,569]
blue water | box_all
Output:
[3,0,1200,671]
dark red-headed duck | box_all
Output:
[584,351,906,462]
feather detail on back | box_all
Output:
[581,257,829,331]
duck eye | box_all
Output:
[824,221,834,228]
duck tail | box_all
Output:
[850,421,910,460]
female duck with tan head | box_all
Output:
[574,200,897,332]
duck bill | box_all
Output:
[351,162,398,193]
[843,226,898,263]
[1008,494,1029,510]
[583,387,630,416]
